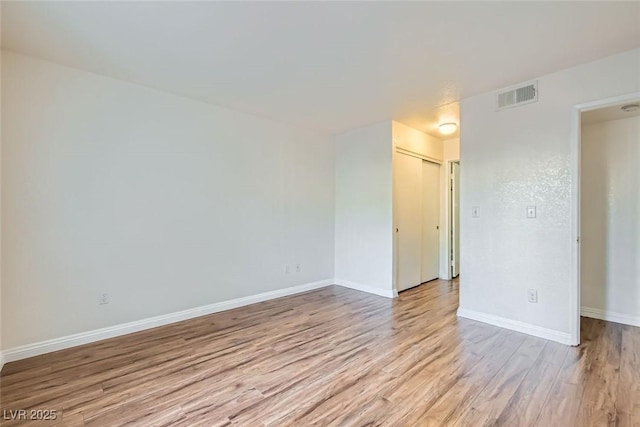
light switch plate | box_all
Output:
[472,206,480,218]
[527,206,536,218]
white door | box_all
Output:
[451,162,460,277]
[395,153,422,291]
[421,160,440,282]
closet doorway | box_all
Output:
[395,152,440,292]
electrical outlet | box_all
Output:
[295,263,301,273]
[472,206,480,218]
[527,206,536,219]
[98,292,109,305]
[527,289,538,303]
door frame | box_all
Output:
[449,161,460,278]
[421,159,441,283]
[569,91,640,346]
[439,159,460,281]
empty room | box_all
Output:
[1,1,639,426]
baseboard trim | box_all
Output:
[457,307,574,345]
[335,279,398,299]
[0,351,5,372]
[581,307,640,327]
[2,279,334,363]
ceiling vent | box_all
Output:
[496,81,538,111]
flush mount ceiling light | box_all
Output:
[438,123,458,135]
[621,104,640,113]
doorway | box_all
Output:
[450,161,460,278]
[395,152,440,292]
[580,101,640,325]
[571,92,640,345]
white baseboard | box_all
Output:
[335,279,398,299]
[457,307,574,345]
[581,307,640,327]
[2,279,334,363]
[0,351,5,372]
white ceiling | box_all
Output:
[582,102,640,125]
[2,1,640,136]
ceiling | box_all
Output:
[2,2,640,137]
[582,102,640,125]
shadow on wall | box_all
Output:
[619,118,639,317]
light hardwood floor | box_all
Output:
[1,279,638,426]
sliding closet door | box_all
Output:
[395,152,422,291]
[421,160,440,282]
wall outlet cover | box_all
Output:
[527,206,536,218]
[98,293,109,305]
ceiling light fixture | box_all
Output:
[621,104,640,113]
[438,123,458,135]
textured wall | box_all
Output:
[459,49,640,339]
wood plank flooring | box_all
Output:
[1,279,638,426]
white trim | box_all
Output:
[0,351,5,372]
[581,307,640,327]
[457,307,573,345]
[444,160,460,280]
[395,147,442,165]
[570,91,640,346]
[2,279,333,363]
[574,92,640,113]
[335,279,398,299]
[569,106,582,347]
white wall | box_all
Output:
[334,122,395,296]
[443,138,460,162]
[392,121,443,161]
[0,46,3,368]
[458,49,640,342]
[1,51,335,350]
[581,116,640,325]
